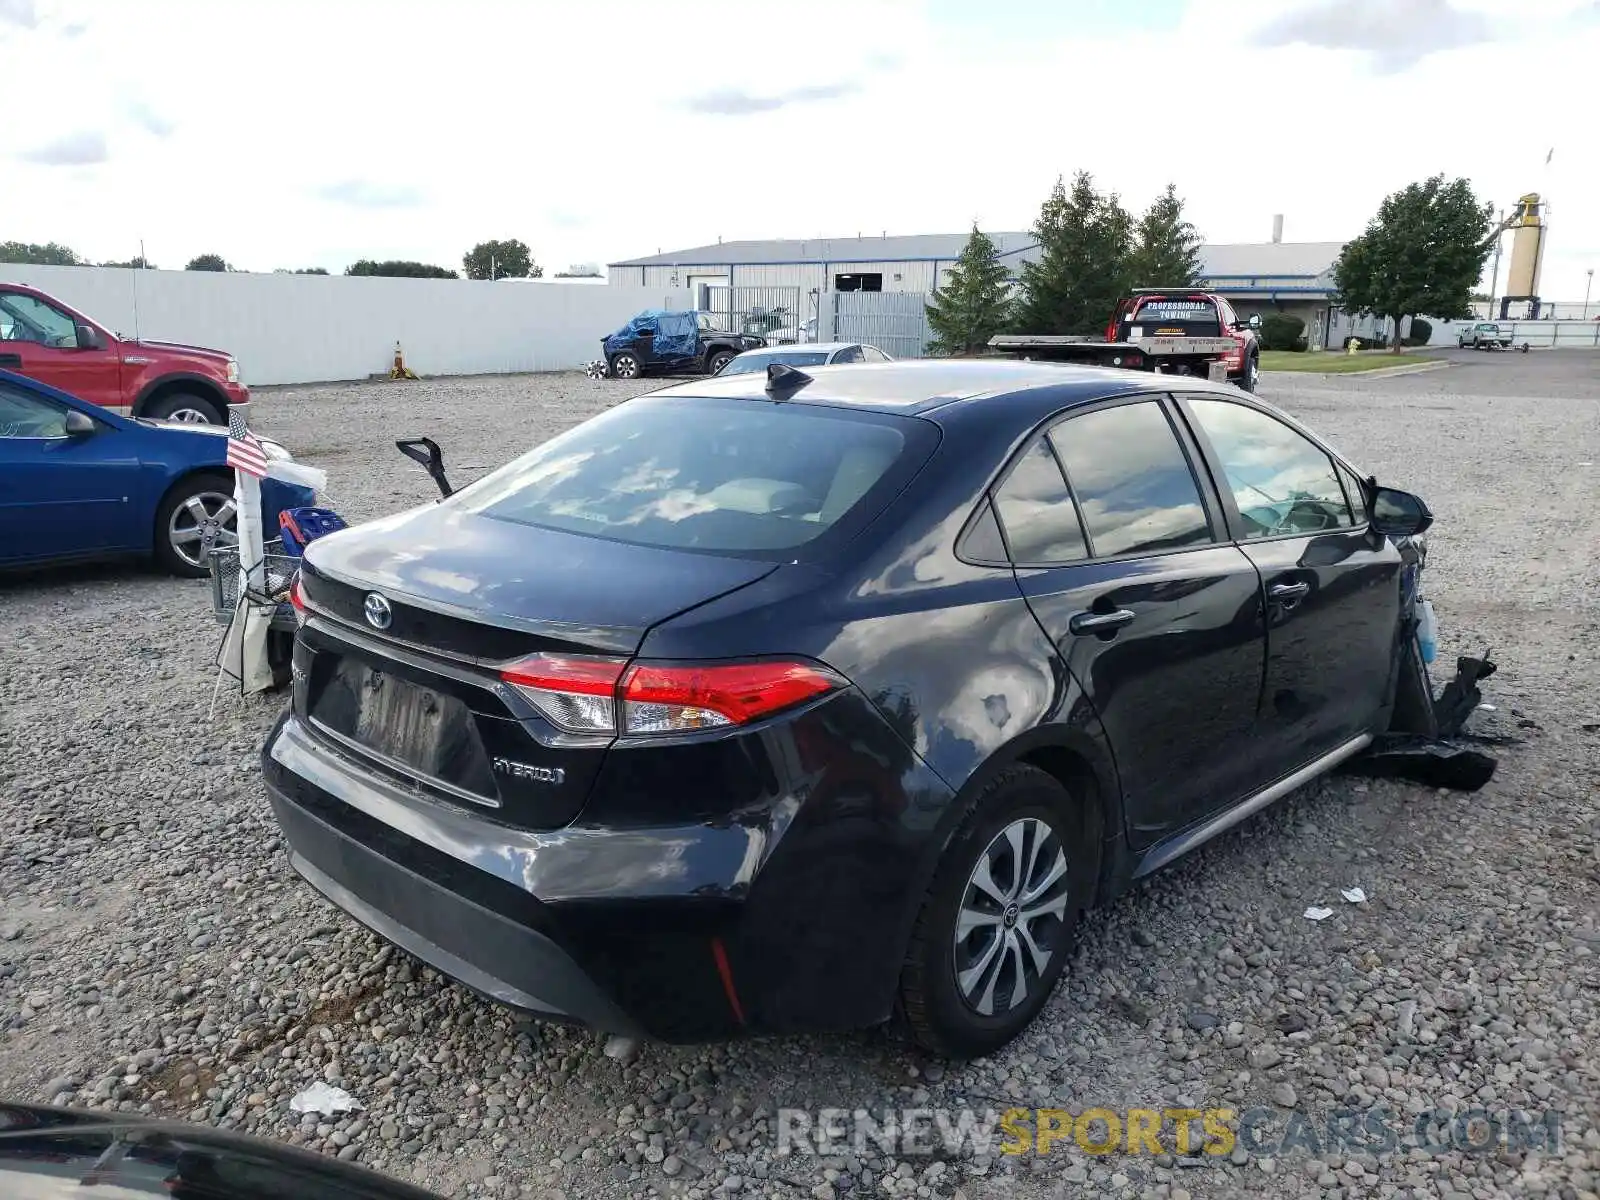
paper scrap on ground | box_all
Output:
[1303,906,1334,921]
[289,1082,362,1116]
[1341,887,1368,904]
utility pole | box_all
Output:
[1486,209,1504,319]
[1585,268,1593,320]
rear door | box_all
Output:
[0,290,123,411]
[1176,394,1401,767]
[0,381,142,565]
[997,395,1269,847]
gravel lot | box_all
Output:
[2,351,1597,1200]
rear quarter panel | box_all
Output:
[635,400,1124,1009]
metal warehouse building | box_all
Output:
[608,226,1382,352]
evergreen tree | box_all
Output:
[1127,184,1204,288]
[1012,172,1132,335]
[925,225,1013,355]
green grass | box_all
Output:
[1258,350,1439,373]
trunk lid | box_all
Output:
[295,503,779,829]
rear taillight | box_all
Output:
[288,572,308,626]
[499,654,844,736]
[502,654,627,734]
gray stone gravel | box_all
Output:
[1,352,1597,1200]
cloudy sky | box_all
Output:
[3,0,1596,298]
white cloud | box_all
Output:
[1,0,1594,297]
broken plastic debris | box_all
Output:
[289,1082,362,1117]
[1303,907,1334,921]
[1341,887,1368,904]
[1478,703,1497,712]
[603,1035,640,1064]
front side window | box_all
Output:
[991,437,1088,564]
[0,383,71,438]
[1336,462,1369,526]
[0,293,78,347]
[832,345,864,364]
[1186,397,1352,537]
[452,396,923,556]
[1049,400,1214,558]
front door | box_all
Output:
[0,382,142,565]
[0,290,122,411]
[996,396,1268,849]
[1176,395,1402,767]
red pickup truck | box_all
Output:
[0,282,247,424]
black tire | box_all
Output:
[144,391,225,425]
[153,471,236,578]
[899,764,1094,1059]
[707,349,735,375]
[608,351,643,380]
[1237,352,1258,393]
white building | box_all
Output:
[607,229,1387,349]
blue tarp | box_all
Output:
[602,309,699,360]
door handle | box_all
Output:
[1068,608,1136,636]
[0,354,20,368]
[1269,581,1311,601]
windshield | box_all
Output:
[719,350,831,375]
[451,395,924,556]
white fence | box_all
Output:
[1419,316,1600,349]
[0,264,692,387]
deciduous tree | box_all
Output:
[463,239,541,280]
[1334,175,1493,353]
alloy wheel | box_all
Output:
[952,817,1070,1017]
[613,355,639,379]
[167,406,215,424]
[168,490,238,568]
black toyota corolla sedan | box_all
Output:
[264,360,1436,1059]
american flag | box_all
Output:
[225,405,269,478]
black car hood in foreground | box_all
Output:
[303,500,780,654]
[0,1102,444,1199]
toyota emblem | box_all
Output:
[363,592,393,630]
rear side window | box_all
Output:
[452,396,922,556]
[1049,401,1214,558]
[1123,297,1222,337]
[991,437,1088,564]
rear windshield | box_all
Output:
[1124,298,1222,335]
[720,350,830,375]
[452,396,926,556]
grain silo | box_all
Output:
[1499,193,1546,319]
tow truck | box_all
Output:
[988,289,1262,390]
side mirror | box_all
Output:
[75,324,105,351]
[395,437,454,499]
[1371,486,1433,538]
[63,409,96,437]
[1247,315,1262,330]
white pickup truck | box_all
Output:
[1457,321,1513,350]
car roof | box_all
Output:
[647,359,1173,415]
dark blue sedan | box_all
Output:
[264,359,1445,1060]
[0,367,297,578]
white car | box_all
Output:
[714,343,894,376]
